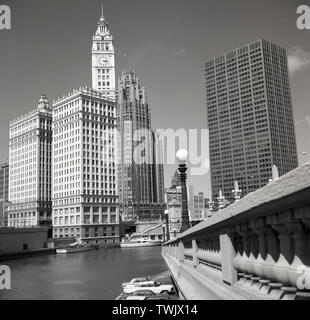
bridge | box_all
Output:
[162,163,310,300]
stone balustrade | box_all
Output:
[162,163,310,300]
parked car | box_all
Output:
[126,289,171,301]
[146,295,170,300]
[122,277,155,288]
[122,277,152,288]
[131,290,171,300]
[126,296,147,300]
[130,289,157,297]
[124,281,174,295]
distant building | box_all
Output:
[0,162,9,227]
[51,88,119,245]
[193,192,206,221]
[165,170,181,204]
[117,70,165,222]
[206,39,298,202]
[171,169,181,188]
[189,192,210,221]
[164,170,197,225]
[8,95,52,228]
[167,199,182,239]
[203,198,213,219]
[165,186,182,205]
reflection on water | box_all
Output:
[0,247,166,300]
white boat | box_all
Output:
[120,237,162,248]
[56,240,98,254]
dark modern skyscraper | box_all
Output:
[117,70,165,222]
[206,39,298,203]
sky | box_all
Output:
[0,0,310,198]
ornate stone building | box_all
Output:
[51,10,119,245]
[51,88,119,245]
[117,70,165,222]
[8,94,52,229]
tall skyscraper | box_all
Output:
[51,9,119,245]
[117,70,165,222]
[92,6,116,101]
[0,161,9,227]
[8,94,52,228]
[51,88,119,244]
[206,39,298,202]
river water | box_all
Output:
[0,247,167,300]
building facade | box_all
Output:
[165,170,195,218]
[8,95,52,228]
[51,9,120,245]
[92,8,116,101]
[167,199,182,240]
[52,88,119,245]
[152,130,165,205]
[117,70,165,222]
[0,162,9,227]
[165,185,182,206]
[206,39,298,202]
[192,192,208,221]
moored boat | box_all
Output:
[56,240,98,254]
[120,237,161,248]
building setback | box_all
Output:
[0,161,9,227]
[8,95,52,228]
[117,70,165,222]
[206,39,298,203]
[51,88,119,244]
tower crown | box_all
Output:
[38,94,51,111]
[91,4,116,100]
[94,4,111,38]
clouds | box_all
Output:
[288,46,310,74]
[172,48,187,58]
[296,116,310,127]
[126,41,165,68]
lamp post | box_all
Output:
[164,209,170,242]
[176,149,191,233]
[162,224,166,243]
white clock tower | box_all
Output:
[92,6,116,100]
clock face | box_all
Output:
[98,55,110,66]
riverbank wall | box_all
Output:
[0,227,49,260]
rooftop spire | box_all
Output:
[100,2,105,22]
